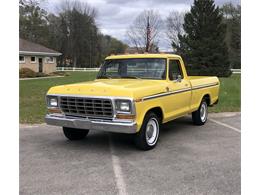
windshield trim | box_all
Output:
[96,58,167,80]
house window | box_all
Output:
[45,57,54,63]
[31,56,36,63]
[19,55,25,63]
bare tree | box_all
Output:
[166,11,185,51]
[56,0,99,67]
[58,0,97,18]
[127,10,163,53]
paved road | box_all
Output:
[20,113,241,195]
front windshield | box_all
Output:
[97,58,166,80]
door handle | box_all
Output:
[185,84,188,87]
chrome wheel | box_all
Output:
[200,102,208,122]
[145,118,159,146]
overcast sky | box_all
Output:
[43,0,240,51]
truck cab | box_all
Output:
[45,54,219,150]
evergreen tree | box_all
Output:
[220,3,241,69]
[229,16,240,69]
[179,0,231,77]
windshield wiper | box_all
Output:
[120,76,141,79]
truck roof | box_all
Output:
[105,53,181,60]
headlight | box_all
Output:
[47,96,58,107]
[115,100,131,113]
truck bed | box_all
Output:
[188,76,219,88]
[187,76,219,108]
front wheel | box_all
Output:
[134,112,160,150]
[192,99,208,125]
[63,127,89,140]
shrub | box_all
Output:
[64,72,70,76]
[35,72,48,77]
[49,71,70,76]
[19,68,37,78]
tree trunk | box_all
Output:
[73,56,77,67]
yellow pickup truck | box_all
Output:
[45,54,219,150]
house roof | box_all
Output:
[19,38,62,56]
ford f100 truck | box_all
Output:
[45,54,219,150]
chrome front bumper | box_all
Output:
[45,114,137,134]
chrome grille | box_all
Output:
[59,96,113,118]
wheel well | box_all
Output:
[147,107,163,122]
[203,94,211,105]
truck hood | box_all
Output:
[47,79,168,99]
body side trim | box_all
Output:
[191,82,219,90]
[141,82,219,101]
[142,87,191,101]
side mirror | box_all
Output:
[175,75,182,83]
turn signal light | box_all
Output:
[48,108,62,114]
[134,98,142,103]
[116,114,135,120]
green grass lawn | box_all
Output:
[20,72,97,124]
[209,74,241,112]
[19,72,240,124]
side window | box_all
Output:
[169,60,183,80]
[45,57,54,63]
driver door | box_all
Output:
[165,59,191,119]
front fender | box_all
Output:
[135,100,165,132]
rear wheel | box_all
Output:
[134,112,160,150]
[192,99,208,125]
[63,127,89,140]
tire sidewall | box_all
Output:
[192,98,208,125]
[200,100,208,123]
[135,112,160,150]
[145,117,160,146]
